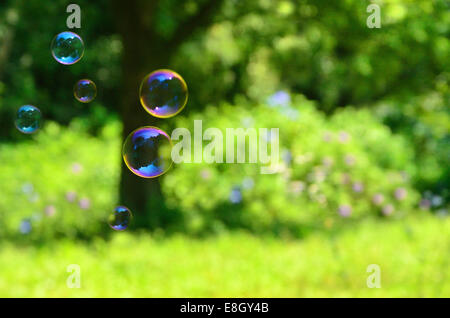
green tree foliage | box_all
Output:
[0,1,121,140]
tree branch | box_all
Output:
[112,0,159,43]
[168,0,224,49]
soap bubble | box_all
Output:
[109,206,132,231]
[15,105,42,134]
[74,79,97,103]
[122,126,173,178]
[139,69,188,118]
[51,31,84,65]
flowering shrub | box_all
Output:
[0,94,436,240]
[164,94,422,235]
[0,120,120,241]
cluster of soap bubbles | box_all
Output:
[17,29,189,232]
[15,30,132,232]
[118,69,188,229]
[51,31,97,103]
[122,69,188,179]
[14,32,96,135]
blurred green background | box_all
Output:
[0,0,448,297]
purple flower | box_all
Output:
[352,182,364,193]
[344,154,356,166]
[65,191,77,202]
[419,199,431,210]
[382,204,394,216]
[338,205,352,218]
[71,163,83,174]
[322,132,333,143]
[19,219,32,234]
[229,187,242,204]
[267,90,291,107]
[338,131,350,143]
[314,169,326,183]
[79,198,91,210]
[45,205,56,217]
[289,181,305,195]
[372,193,384,206]
[394,188,407,201]
[200,169,211,180]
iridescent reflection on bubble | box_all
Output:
[139,69,188,118]
[15,105,42,134]
[109,206,132,231]
[122,126,173,178]
[51,31,84,65]
[74,79,97,103]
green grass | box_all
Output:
[0,214,448,297]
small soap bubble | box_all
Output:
[109,206,132,231]
[74,79,97,103]
[122,126,173,178]
[51,31,84,65]
[15,105,42,134]
[139,69,188,118]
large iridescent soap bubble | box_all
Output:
[139,69,188,118]
[51,31,84,65]
[74,79,97,103]
[122,126,173,178]
[15,105,42,134]
[108,206,132,231]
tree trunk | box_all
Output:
[111,0,222,228]
[112,0,172,228]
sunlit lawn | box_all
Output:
[0,214,448,297]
